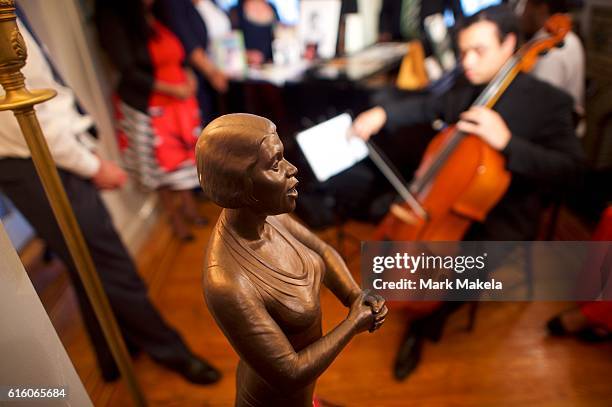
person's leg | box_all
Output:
[158,187,194,241]
[177,189,207,226]
[393,316,425,380]
[0,159,219,383]
[160,98,207,229]
[0,159,122,379]
[393,237,516,381]
[60,174,219,382]
[393,301,460,381]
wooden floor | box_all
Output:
[26,202,612,406]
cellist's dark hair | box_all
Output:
[455,4,520,43]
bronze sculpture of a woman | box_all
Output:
[196,113,387,406]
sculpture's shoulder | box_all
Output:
[203,222,232,271]
[202,223,255,301]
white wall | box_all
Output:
[0,220,92,406]
[18,0,158,255]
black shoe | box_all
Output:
[393,329,423,381]
[547,315,612,342]
[546,315,567,337]
[177,232,195,242]
[576,328,612,343]
[100,365,120,383]
[157,354,221,385]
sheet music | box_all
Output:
[296,113,368,182]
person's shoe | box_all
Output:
[100,361,120,383]
[546,315,567,336]
[576,327,612,343]
[101,367,120,382]
[393,329,423,381]
[547,315,612,342]
[178,232,196,242]
[157,354,221,385]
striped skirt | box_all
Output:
[116,99,200,191]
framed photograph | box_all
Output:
[211,30,248,78]
[298,0,341,59]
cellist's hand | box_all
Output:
[457,107,511,151]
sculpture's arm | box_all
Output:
[204,265,374,394]
[277,214,360,307]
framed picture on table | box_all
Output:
[211,30,248,78]
[298,0,341,59]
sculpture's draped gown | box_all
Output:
[207,214,326,406]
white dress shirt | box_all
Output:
[531,28,585,115]
[194,0,232,46]
[0,21,100,178]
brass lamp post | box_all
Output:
[0,1,145,405]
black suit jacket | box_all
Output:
[381,73,585,240]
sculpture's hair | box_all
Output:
[196,113,276,208]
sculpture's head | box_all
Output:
[196,113,299,215]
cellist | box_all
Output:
[350,5,584,380]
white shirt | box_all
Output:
[531,29,585,114]
[0,21,100,178]
[194,0,232,46]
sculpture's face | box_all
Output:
[250,133,299,215]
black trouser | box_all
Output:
[0,158,191,375]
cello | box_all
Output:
[369,14,572,243]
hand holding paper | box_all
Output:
[296,113,368,182]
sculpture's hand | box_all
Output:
[364,291,388,333]
[364,291,386,314]
[347,291,376,334]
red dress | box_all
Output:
[147,20,200,174]
[116,20,201,191]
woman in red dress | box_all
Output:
[97,0,206,240]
